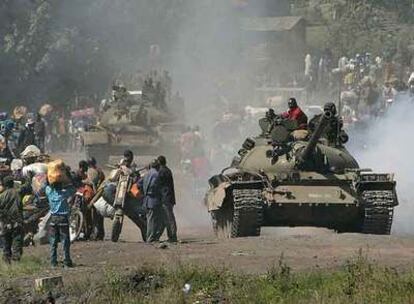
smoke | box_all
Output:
[349,97,414,235]
[167,1,243,125]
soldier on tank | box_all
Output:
[281,98,308,130]
[155,81,166,109]
[308,102,348,147]
[112,84,129,103]
[142,77,155,104]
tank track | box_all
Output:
[361,190,395,235]
[231,189,264,238]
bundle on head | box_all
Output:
[47,159,70,185]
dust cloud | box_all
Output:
[349,98,414,235]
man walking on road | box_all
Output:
[87,157,105,240]
[157,155,177,243]
[141,159,163,243]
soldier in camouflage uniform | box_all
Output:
[0,176,23,263]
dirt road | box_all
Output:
[32,152,414,275]
[25,223,414,275]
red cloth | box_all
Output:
[282,107,308,129]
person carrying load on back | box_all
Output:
[46,160,76,268]
[281,98,308,130]
[103,150,147,241]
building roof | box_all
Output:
[241,16,304,32]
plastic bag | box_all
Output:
[33,212,51,245]
[32,173,48,197]
[23,162,48,177]
[94,197,116,218]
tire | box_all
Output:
[69,209,84,242]
[111,216,123,242]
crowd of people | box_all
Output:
[0,104,99,159]
[303,50,414,121]
[0,127,178,268]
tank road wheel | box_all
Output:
[111,216,123,242]
[231,189,264,238]
[211,208,233,239]
[361,190,395,235]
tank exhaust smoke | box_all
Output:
[349,97,414,234]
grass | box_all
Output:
[62,254,414,303]
[2,253,414,303]
[0,255,46,278]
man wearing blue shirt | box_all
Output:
[45,182,76,267]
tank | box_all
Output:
[205,103,398,238]
[81,90,183,164]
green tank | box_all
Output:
[205,104,398,238]
[81,91,183,164]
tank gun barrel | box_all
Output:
[297,109,334,165]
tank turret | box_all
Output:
[81,87,181,165]
[296,109,333,166]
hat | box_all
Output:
[20,145,41,159]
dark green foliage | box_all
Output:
[2,254,414,303]
[0,0,188,108]
[0,0,242,109]
[50,258,414,303]
[1,0,413,108]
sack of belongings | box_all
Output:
[47,159,69,185]
[94,196,116,218]
[22,162,48,177]
[34,212,51,245]
[102,182,117,204]
[32,173,48,198]
[20,145,41,159]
